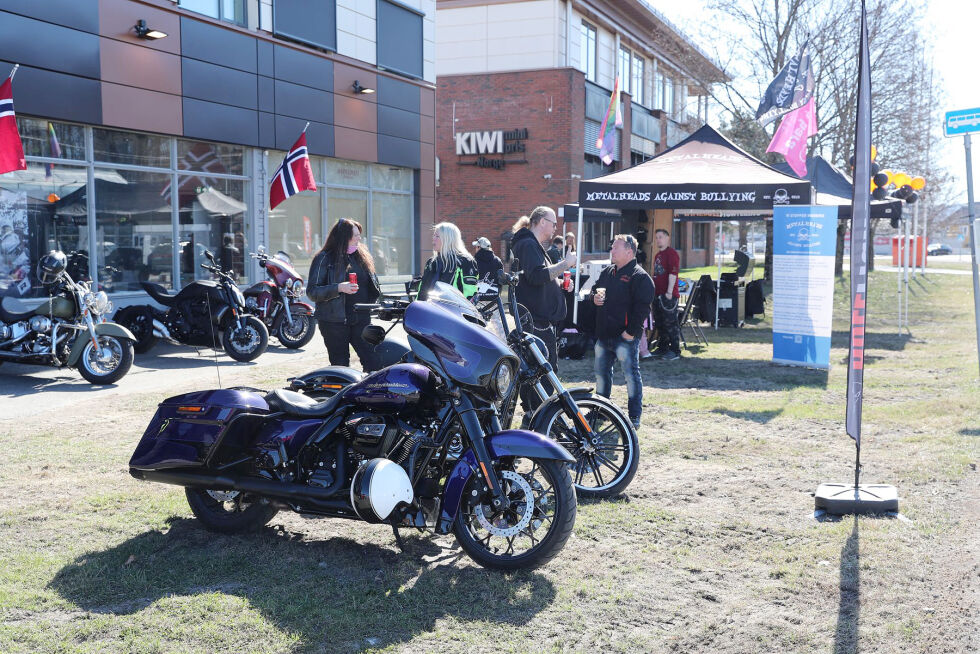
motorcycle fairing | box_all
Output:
[436,429,576,533]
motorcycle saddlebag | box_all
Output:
[129,389,270,470]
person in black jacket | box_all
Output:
[592,234,654,429]
[307,218,381,371]
[417,222,478,300]
[511,206,577,409]
[471,236,503,284]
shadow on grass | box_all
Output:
[830,331,914,351]
[834,516,860,654]
[959,428,980,437]
[710,407,784,424]
[49,517,555,652]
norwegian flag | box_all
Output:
[0,74,27,175]
[161,141,226,202]
[270,132,316,210]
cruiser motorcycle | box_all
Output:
[114,250,268,362]
[290,272,639,498]
[0,250,135,384]
[129,284,576,570]
[243,248,316,349]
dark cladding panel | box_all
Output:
[273,79,332,125]
[183,98,258,147]
[1,62,101,124]
[257,40,274,77]
[377,0,422,80]
[0,13,100,78]
[273,0,336,52]
[258,76,275,113]
[0,0,99,34]
[273,44,333,92]
[258,111,275,149]
[378,134,419,169]
[378,105,420,141]
[180,17,256,74]
[182,59,257,111]
[377,76,419,113]
[275,115,333,157]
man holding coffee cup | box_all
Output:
[592,234,654,430]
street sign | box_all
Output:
[945,107,980,137]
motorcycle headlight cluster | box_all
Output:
[290,279,304,297]
[85,291,112,316]
[490,359,516,400]
[232,286,246,306]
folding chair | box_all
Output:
[677,277,708,348]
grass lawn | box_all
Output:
[0,271,977,653]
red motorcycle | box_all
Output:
[243,248,316,349]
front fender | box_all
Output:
[437,429,575,533]
[66,322,136,366]
[288,301,313,315]
[526,386,595,433]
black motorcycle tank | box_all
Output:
[404,300,516,390]
[344,363,436,414]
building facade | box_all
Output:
[0,0,436,302]
[435,0,726,266]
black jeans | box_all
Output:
[519,320,558,415]
[653,294,681,354]
[318,318,379,372]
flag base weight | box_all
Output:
[814,483,898,515]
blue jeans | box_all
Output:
[594,336,642,422]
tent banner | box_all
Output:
[772,205,838,368]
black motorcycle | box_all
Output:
[115,250,269,362]
[289,271,640,498]
[130,283,577,571]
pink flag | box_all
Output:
[596,77,623,166]
[766,97,817,177]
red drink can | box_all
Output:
[562,271,571,290]
[348,273,357,285]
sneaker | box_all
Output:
[662,351,681,361]
[649,349,667,360]
[630,418,641,430]
[640,352,656,361]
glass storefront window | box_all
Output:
[371,164,412,192]
[268,193,321,277]
[17,117,86,161]
[371,192,413,278]
[325,159,368,187]
[327,188,367,233]
[94,169,173,292]
[93,127,170,168]
[0,163,89,299]
[178,139,245,177]
[177,177,247,285]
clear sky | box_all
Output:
[647,0,979,205]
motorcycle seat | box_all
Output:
[0,298,34,323]
[140,281,176,306]
[264,388,346,418]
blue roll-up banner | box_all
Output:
[772,205,838,368]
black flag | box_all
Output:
[846,2,871,445]
[755,43,815,127]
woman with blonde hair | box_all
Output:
[418,221,478,300]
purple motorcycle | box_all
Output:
[129,285,577,571]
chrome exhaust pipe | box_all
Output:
[152,319,173,340]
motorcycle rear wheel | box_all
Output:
[277,314,316,349]
[540,396,639,498]
[114,306,157,353]
[453,456,575,571]
[185,488,278,533]
[222,316,269,362]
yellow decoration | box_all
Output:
[893,173,911,188]
[871,145,878,161]
[911,176,926,190]
[882,170,894,186]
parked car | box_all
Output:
[928,243,952,256]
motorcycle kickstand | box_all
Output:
[391,525,406,552]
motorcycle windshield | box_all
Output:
[427,281,509,347]
[404,292,515,390]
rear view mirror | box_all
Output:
[204,250,216,263]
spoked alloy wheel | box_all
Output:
[114,306,157,353]
[185,487,278,533]
[78,334,134,384]
[222,316,269,362]
[453,456,575,571]
[276,314,316,349]
[544,396,639,498]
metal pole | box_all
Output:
[911,201,918,278]
[919,200,927,276]
[904,210,911,329]
[573,207,583,324]
[714,220,722,329]
[964,133,980,378]
[897,227,902,335]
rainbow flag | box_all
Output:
[596,76,623,165]
[44,121,61,178]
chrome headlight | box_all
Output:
[290,279,304,297]
[92,291,111,315]
[490,359,516,400]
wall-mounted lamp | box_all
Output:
[542,174,552,180]
[570,174,582,179]
[352,80,375,95]
[134,19,167,39]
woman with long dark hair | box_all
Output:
[307,218,381,371]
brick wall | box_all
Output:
[435,68,585,255]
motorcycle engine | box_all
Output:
[0,321,29,342]
[29,316,51,333]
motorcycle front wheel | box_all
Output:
[453,456,576,571]
[540,396,639,498]
[78,334,134,384]
[185,488,278,533]
[222,316,269,362]
[276,313,316,349]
